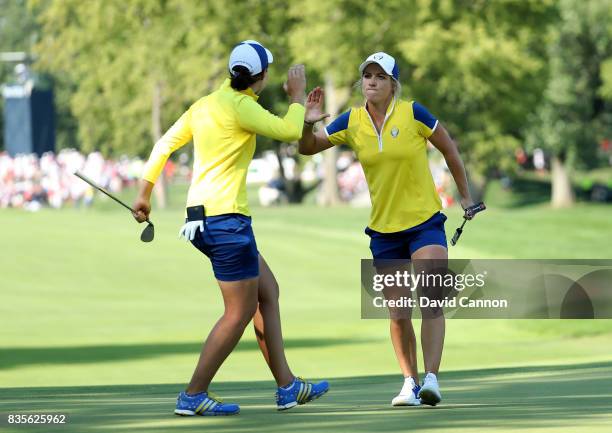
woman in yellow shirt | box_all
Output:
[299,52,479,407]
[132,40,328,416]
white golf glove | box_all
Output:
[178,220,204,241]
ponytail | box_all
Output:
[230,65,265,91]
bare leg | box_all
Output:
[412,245,448,375]
[253,254,294,387]
[390,318,419,380]
[382,263,420,381]
[186,277,259,394]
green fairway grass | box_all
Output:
[1,202,611,432]
[1,361,612,433]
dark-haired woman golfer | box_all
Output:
[133,40,328,416]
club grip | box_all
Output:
[464,202,486,219]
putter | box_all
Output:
[450,202,486,246]
[74,171,155,242]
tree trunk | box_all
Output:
[466,172,489,205]
[318,74,348,206]
[151,80,167,209]
[550,155,574,208]
[273,143,320,203]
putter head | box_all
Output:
[140,221,155,242]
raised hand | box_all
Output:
[284,64,306,103]
[305,87,330,124]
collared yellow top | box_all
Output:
[142,79,305,216]
[325,99,442,233]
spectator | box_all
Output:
[0,149,149,210]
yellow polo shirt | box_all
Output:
[326,99,442,233]
[142,79,305,216]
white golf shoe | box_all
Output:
[391,377,421,406]
[418,372,442,406]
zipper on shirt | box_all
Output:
[364,98,396,152]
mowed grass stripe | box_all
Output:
[0,362,611,433]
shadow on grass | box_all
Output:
[510,177,551,207]
[1,361,611,433]
[487,175,606,209]
[0,337,378,370]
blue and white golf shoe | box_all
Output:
[276,377,329,410]
[174,391,240,416]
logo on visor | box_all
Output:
[391,127,400,138]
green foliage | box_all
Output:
[289,0,559,184]
[289,0,414,87]
[601,58,612,99]
[526,0,612,169]
[32,0,298,156]
[4,0,609,178]
[0,0,37,53]
[398,0,556,179]
[34,0,183,155]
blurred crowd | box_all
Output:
[1,146,456,211]
[256,147,455,208]
[0,150,145,211]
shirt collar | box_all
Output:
[222,78,259,101]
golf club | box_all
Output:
[450,202,486,246]
[73,171,155,242]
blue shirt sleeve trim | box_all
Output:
[413,102,437,129]
[325,110,351,136]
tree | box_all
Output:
[30,0,610,211]
[33,0,299,205]
[526,0,612,208]
[289,0,415,205]
[396,0,556,201]
[32,0,303,152]
[290,0,558,204]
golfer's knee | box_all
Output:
[224,303,257,328]
[419,307,445,320]
[421,312,445,322]
[390,317,413,328]
[223,313,253,329]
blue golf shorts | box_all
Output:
[365,212,448,260]
[190,214,259,282]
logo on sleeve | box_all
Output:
[391,126,399,138]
